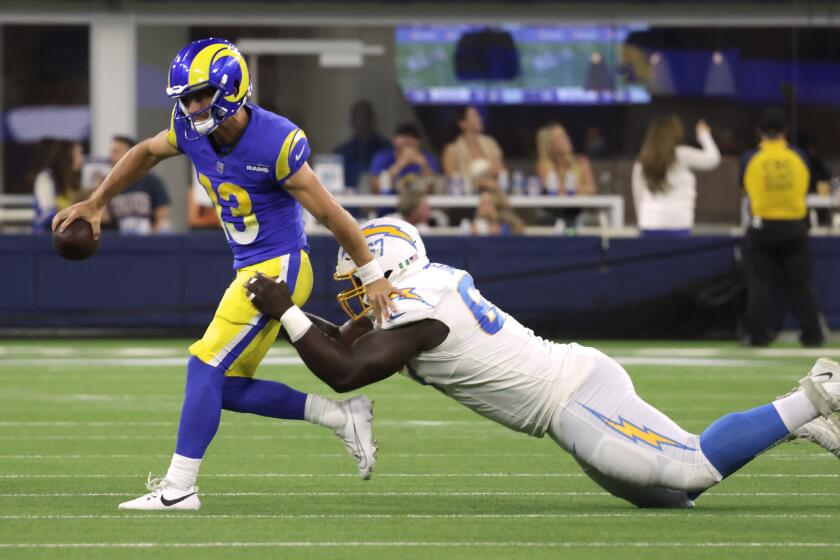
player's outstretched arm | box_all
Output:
[302,313,341,339]
[52,130,180,238]
[284,163,398,324]
[245,274,447,392]
[302,313,375,348]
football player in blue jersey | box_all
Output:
[53,38,394,510]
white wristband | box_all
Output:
[356,259,384,286]
[279,306,313,343]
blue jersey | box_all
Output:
[167,104,311,269]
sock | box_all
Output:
[304,394,346,430]
[698,403,790,479]
[221,377,307,419]
[165,453,201,490]
[772,390,820,431]
[174,356,225,459]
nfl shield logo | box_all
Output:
[216,161,224,173]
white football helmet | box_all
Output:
[335,217,429,320]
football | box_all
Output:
[53,219,100,261]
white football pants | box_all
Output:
[548,353,722,508]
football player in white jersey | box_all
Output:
[245,217,840,508]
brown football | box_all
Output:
[53,219,100,261]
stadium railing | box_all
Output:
[0,194,35,233]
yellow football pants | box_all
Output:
[188,250,313,377]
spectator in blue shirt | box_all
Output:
[369,123,440,194]
[103,136,171,234]
[333,100,391,189]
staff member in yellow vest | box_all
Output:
[740,107,824,347]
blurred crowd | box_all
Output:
[24,100,836,239]
[30,136,171,235]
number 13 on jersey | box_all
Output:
[198,173,260,245]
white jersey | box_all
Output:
[380,263,602,437]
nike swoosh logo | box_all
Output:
[388,312,406,321]
[160,492,196,507]
[294,146,305,161]
[815,372,834,380]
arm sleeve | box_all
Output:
[675,130,720,171]
[275,127,311,184]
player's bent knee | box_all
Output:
[577,459,695,509]
[185,356,225,396]
[586,437,721,493]
[589,438,659,486]
[220,376,253,411]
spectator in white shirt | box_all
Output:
[31,139,83,233]
[632,116,720,237]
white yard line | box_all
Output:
[0,355,794,368]
[0,433,520,440]
[0,357,305,367]
[754,348,840,358]
[1,541,840,549]
[634,348,724,357]
[0,512,838,521]
[0,419,485,428]
[0,472,837,479]
[0,393,437,404]
[2,491,839,498]
[0,452,555,460]
[0,452,831,461]
[0,346,298,357]
[629,347,840,359]
[612,356,774,367]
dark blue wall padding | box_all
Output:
[1,233,838,338]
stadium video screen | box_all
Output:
[395,24,651,105]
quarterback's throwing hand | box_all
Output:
[52,199,104,239]
[244,273,293,319]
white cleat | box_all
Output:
[799,358,840,416]
[792,415,840,459]
[118,474,201,511]
[335,395,377,480]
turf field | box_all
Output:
[1,339,839,559]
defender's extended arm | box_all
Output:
[245,274,447,392]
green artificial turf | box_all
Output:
[0,339,838,559]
